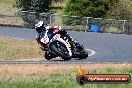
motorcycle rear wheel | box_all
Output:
[79,49,88,59]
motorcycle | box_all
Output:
[39,26,88,61]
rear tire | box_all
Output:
[79,49,88,59]
[50,41,71,61]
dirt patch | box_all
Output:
[0,64,131,74]
[0,17,24,26]
[0,36,44,60]
[0,63,131,80]
[0,64,76,80]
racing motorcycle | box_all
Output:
[39,26,88,61]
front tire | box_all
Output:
[44,52,56,60]
[50,41,71,61]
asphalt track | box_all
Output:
[0,26,132,63]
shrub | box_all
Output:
[106,0,132,21]
[63,0,118,18]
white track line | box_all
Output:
[13,38,25,40]
[86,49,96,57]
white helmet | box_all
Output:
[35,21,45,33]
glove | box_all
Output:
[40,45,45,51]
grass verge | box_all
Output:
[0,0,16,10]
[0,64,131,88]
[0,0,24,26]
[0,36,43,60]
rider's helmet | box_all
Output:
[35,21,46,33]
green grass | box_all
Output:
[51,1,65,8]
[0,67,131,88]
[0,0,16,9]
[0,44,7,52]
[50,1,65,13]
[0,0,15,4]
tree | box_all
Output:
[106,0,132,21]
[63,0,118,18]
[15,0,52,28]
[16,0,52,12]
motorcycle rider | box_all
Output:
[35,21,46,51]
[35,21,71,51]
[35,21,88,60]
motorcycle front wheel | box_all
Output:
[50,41,71,61]
[44,51,56,60]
